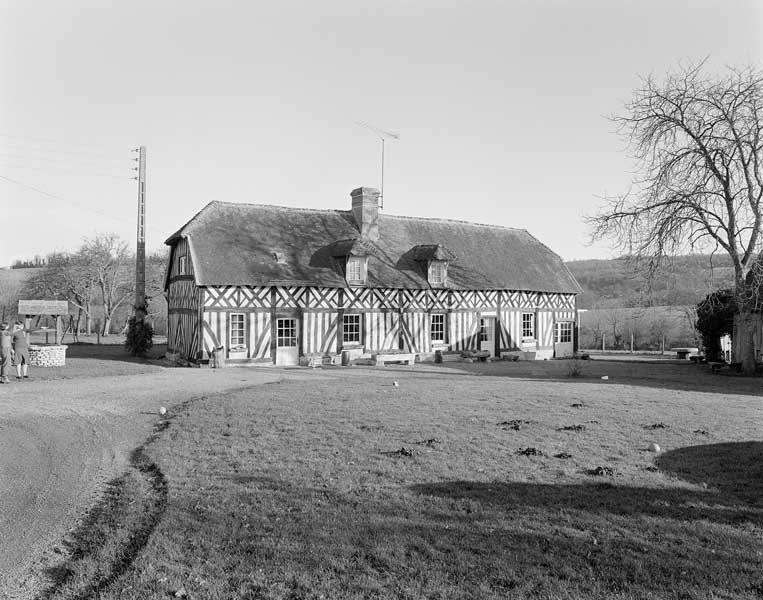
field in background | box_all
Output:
[579,305,699,352]
[42,360,763,600]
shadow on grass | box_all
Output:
[362,360,763,397]
[65,342,169,364]
[411,477,762,528]
[656,441,763,505]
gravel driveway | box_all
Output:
[0,367,282,599]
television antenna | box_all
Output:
[355,121,400,210]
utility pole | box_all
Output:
[133,146,147,321]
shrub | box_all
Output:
[566,359,585,378]
[125,316,154,357]
[695,290,736,362]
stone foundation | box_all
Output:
[28,345,68,367]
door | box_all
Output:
[479,317,496,356]
[276,318,299,366]
[554,321,574,358]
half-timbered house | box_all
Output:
[164,187,582,366]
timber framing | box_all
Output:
[165,187,582,366]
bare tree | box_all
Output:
[589,61,763,373]
[23,252,96,334]
[83,234,134,336]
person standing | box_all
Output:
[0,322,12,384]
[12,321,32,380]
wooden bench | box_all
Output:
[372,352,415,366]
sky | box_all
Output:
[1,0,761,267]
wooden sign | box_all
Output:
[18,300,71,315]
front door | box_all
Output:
[554,321,574,358]
[276,318,299,366]
[479,317,496,356]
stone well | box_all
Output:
[28,345,68,367]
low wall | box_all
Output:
[28,345,68,367]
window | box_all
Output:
[343,314,362,344]
[479,318,491,342]
[522,312,535,339]
[276,318,297,347]
[555,321,573,344]
[346,256,365,284]
[429,260,446,285]
[230,313,245,347]
[431,314,445,343]
[178,254,188,275]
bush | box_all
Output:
[125,316,154,357]
[695,290,736,362]
[566,359,585,378]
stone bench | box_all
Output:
[672,347,699,360]
[372,352,415,366]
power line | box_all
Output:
[0,148,130,167]
[0,174,167,237]
[0,133,130,160]
[0,161,133,179]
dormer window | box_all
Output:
[346,256,367,285]
[411,244,456,288]
[429,260,446,286]
[329,238,375,286]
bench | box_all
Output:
[372,352,415,366]
[709,362,725,373]
[672,347,699,360]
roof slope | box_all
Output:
[166,201,582,294]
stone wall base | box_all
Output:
[29,345,68,367]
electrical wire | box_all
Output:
[0,173,167,238]
[0,133,130,161]
[0,160,133,179]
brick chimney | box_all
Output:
[350,187,380,241]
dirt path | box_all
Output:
[0,367,282,599]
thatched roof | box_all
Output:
[165,201,581,293]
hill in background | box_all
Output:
[566,255,735,309]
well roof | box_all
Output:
[165,201,581,294]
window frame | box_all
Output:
[430,313,446,343]
[230,313,246,348]
[479,317,492,342]
[521,312,535,340]
[346,256,366,285]
[428,260,447,286]
[342,313,362,345]
[178,254,188,276]
[555,321,573,344]
[276,318,298,348]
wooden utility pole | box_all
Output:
[134,146,147,321]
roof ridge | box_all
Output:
[205,200,347,215]
[380,212,527,233]
[196,200,529,234]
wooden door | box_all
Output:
[276,318,299,366]
[554,321,574,358]
[479,317,496,356]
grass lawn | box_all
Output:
[45,361,763,600]
[15,341,170,382]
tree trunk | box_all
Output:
[102,316,111,337]
[737,312,757,375]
